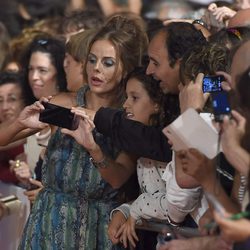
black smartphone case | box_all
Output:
[39,102,79,130]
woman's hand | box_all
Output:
[18,97,51,129]
[10,160,32,185]
[61,107,97,151]
[23,179,43,203]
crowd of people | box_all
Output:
[0,0,250,249]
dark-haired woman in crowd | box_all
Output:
[10,35,68,201]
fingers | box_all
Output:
[71,108,95,127]
[216,71,232,91]
[39,96,52,104]
[24,188,41,202]
[71,108,95,130]
[108,227,120,244]
[127,227,138,248]
[10,160,31,179]
[61,128,74,136]
[194,72,204,89]
[221,111,245,133]
[208,3,217,11]
[231,110,246,127]
[29,178,43,188]
[33,101,45,110]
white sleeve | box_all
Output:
[110,203,131,220]
[130,160,202,223]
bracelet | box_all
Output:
[90,156,108,169]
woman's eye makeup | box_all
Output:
[87,53,115,67]
[88,54,96,64]
[102,58,115,67]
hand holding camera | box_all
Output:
[39,102,80,130]
[61,107,97,151]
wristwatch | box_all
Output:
[90,156,108,169]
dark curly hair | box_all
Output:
[180,42,230,85]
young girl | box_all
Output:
[107,68,202,249]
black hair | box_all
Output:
[143,17,164,41]
[159,22,207,67]
[0,71,32,105]
[19,0,67,19]
[125,67,165,127]
[21,34,67,102]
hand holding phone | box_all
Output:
[211,91,231,122]
[39,102,80,130]
[202,75,225,93]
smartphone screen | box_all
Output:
[211,91,231,122]
[39,102,80,130]
[202,75,224,93]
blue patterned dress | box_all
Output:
[19,87,126,250]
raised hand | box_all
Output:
[179,73,209,114]
[208,4,236,23]
[61,107,97,151]
[220,110,249,175]
[18,98,51,129]
[215,71,232,91]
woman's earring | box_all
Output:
[154,104,160,113]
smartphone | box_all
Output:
[202,75,224,93]
[211,91,231,122]
[39,102,80,130]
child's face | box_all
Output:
[123,77,158,125]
